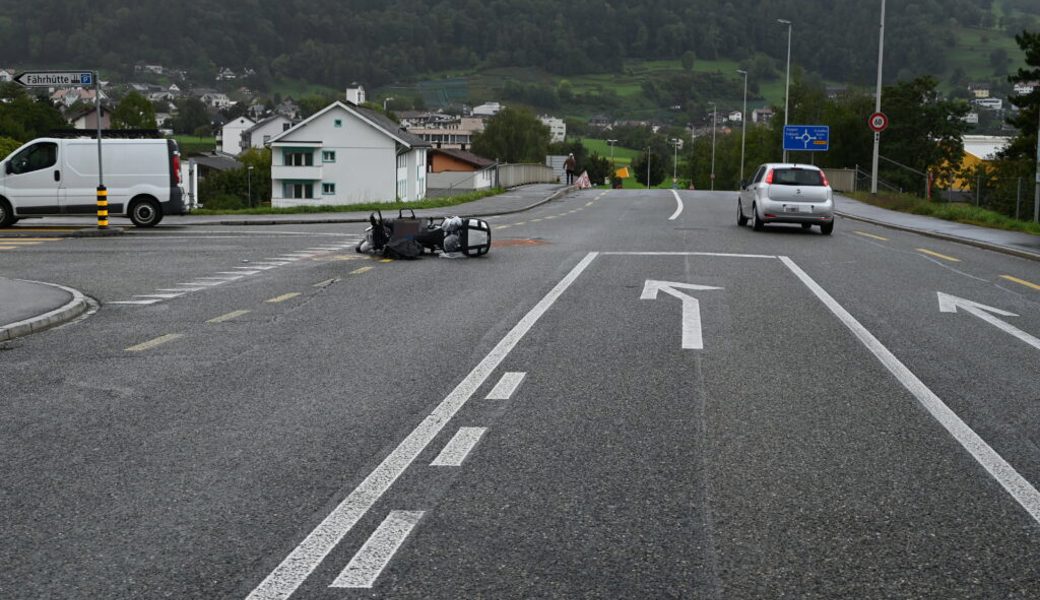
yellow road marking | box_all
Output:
[379,259,394,263]
[1001,275,1040,291]
[916,248,961,262]
[0,246,17,250]
[266,292,301,303]
[854,231,889,241]
[126,333,184,352]
[313,278,339,288]
[351,266,375,275]
[207,310,252,324]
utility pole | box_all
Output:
[1035,105,1040,222]
[736,69,748,184]
[646,148,651,190]
[778,19,792,163]
[871,0,886,195]
[709,102,717,191]
[670,138,680,187]
[607,139,617,187]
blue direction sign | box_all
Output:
[14,71,94,87]
[783,125,830,152]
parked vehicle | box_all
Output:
[0,137,186,227]
[737,163,835,235]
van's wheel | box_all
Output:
[751,204,764,231]
[129,198,163,227]
[0,198,14,227]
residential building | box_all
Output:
[968,84,991,99]
[275,98,301,120]
[70,106,111,130]
[219,116,255,155]
[426,149,496,192]
[1013,82,1038,96]
[946,135,1011,192]
[0,69,12,82]
[268,101,431,207]
[405,115,485,151]
[727,111,743,123]
[346,84,366,106]
[241,115,296,151]
[588,114,612,129]
[752,108,774,124]
[974,98,1003,111]
[962,112,980,125]
[472,102,502,117]
[539,115,566,143]
[201,92,233,109]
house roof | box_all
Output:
[431,148,494,168]
[191,153,242,171]
[963,135,1010,161]
[68,105,110,121]
[268,101,430,149]
[243,114,293,135]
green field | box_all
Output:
[580,138,641,165]
[172,135,216,155]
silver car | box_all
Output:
[737,163,835,235]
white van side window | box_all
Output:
[8,142,57,175]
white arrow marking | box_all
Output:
[938,292,1040,352]
[641,280,723,350]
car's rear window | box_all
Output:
[772,168,824,186]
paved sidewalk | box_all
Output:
[0,278,89,342]
[835,194,1040,261]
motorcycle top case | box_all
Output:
[459,218,491,256]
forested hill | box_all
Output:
[0,0,1035,88]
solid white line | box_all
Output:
[180,281,225,287]
[109,299,162,305]
[196,275,244,281]
[603,251,777,259]
[329,511,425,589]
[132,293,183,299]
[779,256,1040,525]
[157,287,205,293]
[486,372,527,400]
[669,189,684,221]
[245,252,599,600]
[430,427,488,467]
[231,270,262,275]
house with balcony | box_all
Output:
[268,101,430,207]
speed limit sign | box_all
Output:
[869,112,889,133]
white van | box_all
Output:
[0,137,186,227]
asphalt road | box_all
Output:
[2,188,1039,599]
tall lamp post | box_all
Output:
[778,18,793,163]
[709,102,717,191]
[646,147,652,190]
[247,165,254,208]
[670,138,681,188]
[871,1,886,194]
[736,69,749,185]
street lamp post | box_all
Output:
[709,102,717,191]
[670,138,680,187]
[247,165,254,207]
[736,69,748,185]
[646,147,652,190]
[778,18,793,163]
[383,97,394,112]
[871,0,886,194]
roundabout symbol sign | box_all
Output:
[869,112,889,133]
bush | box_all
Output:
[202,194,246,210]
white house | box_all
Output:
[346,84,366,106]
[202,92,233,109]
[219,116,255,155]
[727,110,743,123]
[539,115,566,143]
[0,69,12,82]
[241,114,296,151]
[472,102,502,117]
[268,101,431,207]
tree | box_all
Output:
[1003,31,1040,162]
[681,51,696,72]
[632,148,667,187]
[471,107,550,163]
[0,136,22,160]
[0,84,66,140]
[172,97,210,135]
[111,91,157,129]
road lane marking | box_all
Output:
[126,333,183,352]
[329,511,425,589]
[531,218,543,222]
[604,251,777,259]
[133,293,184,300]
[486,372,527,400]
[430,427,488,467]
[495,225,511,230]
[669,189,684,220]
[0,246,17,250]
[109,299,163,305]
[158,287,206,293]
[780,256,1040,526]
[854,231,889,241]
[545,215,557,219]
[351,266,375,275]
[207,310,252,324]
[514,221,526,225]
[379,259,394,263]
[179,281,225,287]
[266,293,301,303]
[916,248,961,262]
[245,252,599,600]
[1002,275,1040,291]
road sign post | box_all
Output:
[14,70,106,229]
[783,125,830,153]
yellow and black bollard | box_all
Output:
[96,185,108,229]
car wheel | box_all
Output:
[820,221,834,235]
[0,197,14,227]
[751,204,764,231]
[129,197,163,228]
[737,200,748,226]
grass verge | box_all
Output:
[191,189,508,216]
[847,191,1040,236]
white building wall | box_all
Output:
[246,116,294,150]
[221,117,254,155]
[270,106,401,207]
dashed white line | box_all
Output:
[430,427,488,467]
[486,372,526,400]
[329,511,425,589]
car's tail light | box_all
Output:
[765,169,774,184]
[819,170,829,187]
[173,153,181,184]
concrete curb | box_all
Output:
[187,186,578,226]
[835,210,1040,263]
[0,281,90,342]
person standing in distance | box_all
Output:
[563,153,576,185]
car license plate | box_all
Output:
[785,206,800,213]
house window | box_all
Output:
[334,119,343,128]
[284,151,314,167]
[322,151,336,163]
[284,183,314,199]
[282,123,291,131]
[322,183,336,195]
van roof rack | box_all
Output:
[48,129,163,139]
